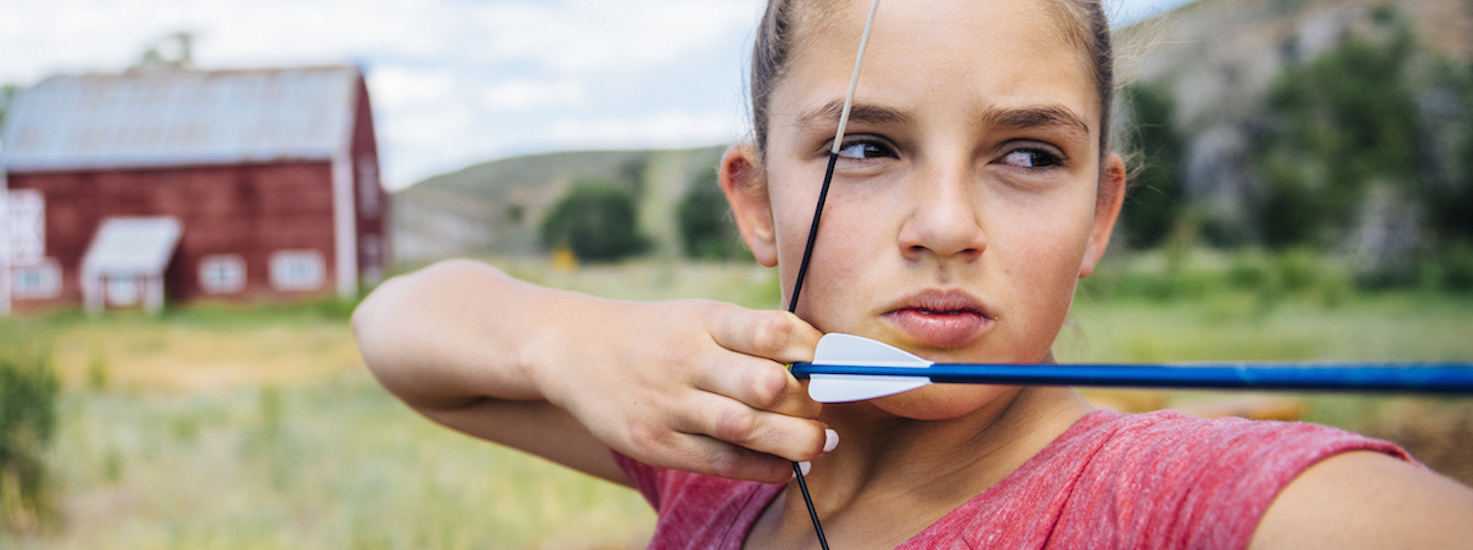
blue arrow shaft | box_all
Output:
[788,362,1473,394]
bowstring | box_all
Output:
[784,0,882,547]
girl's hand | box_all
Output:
[531,299,830,484]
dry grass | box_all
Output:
[2,258,1471,548]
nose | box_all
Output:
[897,165,986,262]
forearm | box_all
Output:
[352,259,582,410]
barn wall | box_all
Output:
[350,77,390,289]
[7,161,338,313]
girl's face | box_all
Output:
[724,0,1125,419]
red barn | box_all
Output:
[0,65,388,315]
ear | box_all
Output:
[1080,152,1127,278]
[719,145,779,267]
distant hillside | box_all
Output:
[392,0,1472,265]
[392,146,726,262]
[1112,0,1471,255]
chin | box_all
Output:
[872,384,1018,421]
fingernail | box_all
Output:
[799,461,812,476]
[823,429,839,453]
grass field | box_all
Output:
[3,257,1472,548]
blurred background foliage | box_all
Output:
[4,1,1473,549]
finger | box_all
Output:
[677,393,830,463]
[691,353,820,419]
[661,433,801,483]
[709,306,822,365]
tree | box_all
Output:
[137,31,195,68]
[1426,60,1473,244]
[677,167,748,259]
[0,84,19,131]
[1253,21,1421,248]
[540,180,649,262]
[1120,82,1186,249]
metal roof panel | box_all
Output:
[81,217,183,276]
[0,66,360,172]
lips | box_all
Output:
[881,289,993,348]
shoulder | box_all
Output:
[1042,410,1420,549]
[1250,450,1473,549]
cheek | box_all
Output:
[872,384,1018,421]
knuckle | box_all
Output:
[754,313,794,356]
[748,366,788,409]
[714,406,756,443]
[628,422,666,454]
[710,450,745,479]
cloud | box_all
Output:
[479,78,589,112]
[545,110,744,150]
[1,0,1182,190]
[368,66,458,109]
[465,0,759,72]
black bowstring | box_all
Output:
[779,2,880,547]
[784,151,842,550]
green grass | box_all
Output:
[7,373,654,549]
[2,256,1472,548]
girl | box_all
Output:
[352,0,1473,547]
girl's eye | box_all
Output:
[836,140,895,160]
[1000,148,1062,169]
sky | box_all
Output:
[0,0,1193,190]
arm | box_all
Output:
[351,259,831,486]
[1249,450,1473,549]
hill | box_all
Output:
[392,146,726,262]
[391,0,1472,266]
[1112,0,1471,267]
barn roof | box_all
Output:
[0,65,362,173]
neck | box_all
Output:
[767,387,1093,546]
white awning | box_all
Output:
[82,217,183,278]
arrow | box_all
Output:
[792,333,1473,403]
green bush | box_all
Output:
[539,181,650,263]
[1423,241,1473,293]
[1274,248,1321,292]
[1120,82,1186,249]
[1253,15,1426,249]
[0,329,59,530]
[676,168,749,260]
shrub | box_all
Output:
[540,181,650,263]
[1120,82,1186,249]
[676,168,748,260]
[1424,241,1473,293]
[0,329,59,530]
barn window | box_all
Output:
[199,255,246,294]
[270,250,325,291]
[11,260,61,299]
[7,189,45,263]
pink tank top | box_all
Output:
[614,409,1412,549]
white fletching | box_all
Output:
[808,334,933,403]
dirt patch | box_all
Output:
[1363,400,1473,487]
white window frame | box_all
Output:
[198,254,246,294]
[11,259,61,299]
[270,250,326,291]
[7,189,44,264]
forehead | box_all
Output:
[777,0,1098,130]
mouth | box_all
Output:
[881,289,994,348]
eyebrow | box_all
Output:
[979,105,1091,140]
[796,99,916,131]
